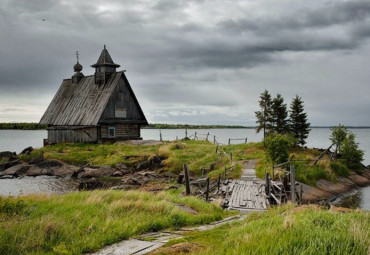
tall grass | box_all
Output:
[0,190,230,255]
[156,204,370,255]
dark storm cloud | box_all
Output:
[1,0,370,125]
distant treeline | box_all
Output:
[0,123,47,130]
[145,123,249,129]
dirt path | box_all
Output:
[90,215,244,255]
[240,159,257,181]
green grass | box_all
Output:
[19,140,254,179]
[19,140,354,185]
[153,204,370,255]
[0,189,231,255]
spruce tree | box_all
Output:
[289,95,310,146]
[271,93,288,134]
[255,90,273,144]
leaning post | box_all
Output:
[184,163,191,195]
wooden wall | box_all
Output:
[99,124,140,141]
[48,127,97,144]
[99,76,143,121]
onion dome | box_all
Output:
[73,61,83,72]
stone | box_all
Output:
[0,163,30,177]
[112,171,123,177]
[125,177,142,186]
[0,151,17,161]
[78,165,116,178]
[137,160,150,170]
[0,160,19,172]
[25,166,50,176]
[25,160,79,177]
[79,178,105,191]
[36,159,64,168]
[347,174,370,186]
[116,163,128,170]
[20,146,33,155]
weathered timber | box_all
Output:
[40,47,148,144]
[313,144,333,165]
[184,163,191,195]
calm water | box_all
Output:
[0,128,369,210]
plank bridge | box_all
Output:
[221,180,269,213]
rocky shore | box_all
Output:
[302,169,370,203]
[0,147,173,191]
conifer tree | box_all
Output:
[271,93,288,134]
[289,95,310,146]
[255,90,273,144]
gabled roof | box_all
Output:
[40,71,147,126]
[91,46,120,68]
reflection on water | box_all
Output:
[0,176,126,197]
[0,176,80,196]
[335,187,370,211]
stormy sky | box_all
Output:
[1,0,370,126]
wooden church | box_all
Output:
[40,46,148,144]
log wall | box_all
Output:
[47,127,98,144]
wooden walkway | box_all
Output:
[222,160,269,213]
[227,180,268,212]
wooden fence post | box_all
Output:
[218,174,221,191]
[205,178,210,201]
[229,152,233,162]
[213,135,216,144]
[228,138,231,145]
[215,145,218,154]
[224,166,227,179]
[194,132,197,140]
[245,137,248,143]
[159,129,162,141]
[184,163,191,195]
[272,165,275,180]
[206,132,209,141]
[290,165,296,204]
[185,127,188,139]
[265,172,271,199]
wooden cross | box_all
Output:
[76,51,79,62]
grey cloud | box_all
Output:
[1,0,370,126]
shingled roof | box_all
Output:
[91,45,120,68]
[40,71,147,126]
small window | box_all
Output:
[108,127,116,138]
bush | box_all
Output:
[265,134,294,164]
[340,132,364,173]
[330,161,350,177]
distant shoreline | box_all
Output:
[0,122,370,130]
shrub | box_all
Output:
[330,161,349,177]
[265,134,294,164]
[340,132,364,173]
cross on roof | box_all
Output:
[76,51,79,62]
